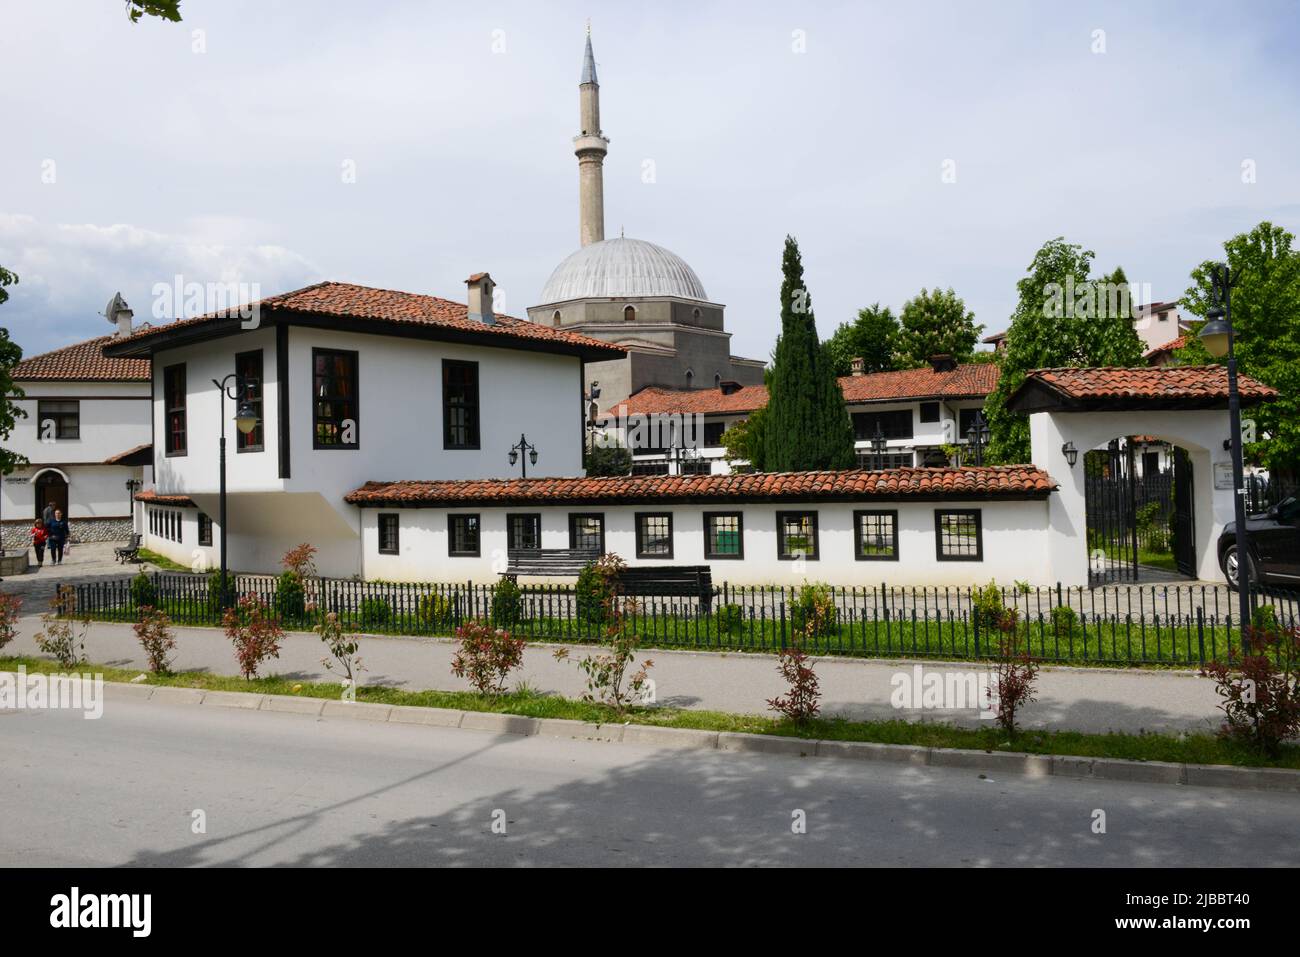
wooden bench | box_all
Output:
[617,565,714,613]
[503,548,600,578]
[114,533,143,564]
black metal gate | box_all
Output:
[1171,446,1196,576]
[1085,442,1138,585]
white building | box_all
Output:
[603,357,998,475]
[106,275,623,577]
[2,299,151,550]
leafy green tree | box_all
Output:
[760,237,856,472]
[721,406,768,468]
[896,287,983,366]
[983,239,1145,463]
[584,441,632,476]
[823,303,901,376]
[0,267,27,476]
[1176,222,1300,475]
[127,1,182,22]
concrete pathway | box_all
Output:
[6,614,1228,735]
[3,697,1295,867]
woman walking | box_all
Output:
[29,520,47,567]
[46,509,69,566]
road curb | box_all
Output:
[17,674,1300,794]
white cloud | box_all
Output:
[0,213,321,355]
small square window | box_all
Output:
[919,401,940,424]
[507,513,541,551]
[198,513,213,547]
[855,510,898,561]
[935,509,982,561]
[777,511,818,561]
[448,514,480,557]
[703,511,743,559]
[378,513,400,555]
[37,400,80,439]
[569,513,604,553]
[635,512,673,559]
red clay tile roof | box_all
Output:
[608,363,999,417]
[1019,366,1277,404]
[13,334,151,382]
[345,466,1056,508]
[134,490,196,507]
[1143,335,1189,360]
[104,443,152,465]
[103,281,625,359]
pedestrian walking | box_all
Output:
[30,521,47,566]
[46,509,69,566]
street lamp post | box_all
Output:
[124,478,142,537]
[1198,263,1252,649]
[870,423,887,471]
[508,434,539,478]
[214,374,260,609]
[966,411,990,467]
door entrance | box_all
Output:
[34,471,69,521]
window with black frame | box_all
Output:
[852,408,913,441]
[703,511,743,559]
[635,512,673,558]
[448,514,480,556]
[507,513,541,551]
[777,511,819,560]
[569,513,604,552]
[235,350,264,452]
[198,513,213,547]
[313,349,359,449]
[854,510,898,560]
[935,509,982,561]
[442,359,480,450]
[164,364,187,455]
[378,514,400,555]
[37,400,79,440]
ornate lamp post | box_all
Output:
[124,478,142,537]
[509,434,539,478]
[214,373,260,609]
[1198,263,1252,647]
[870,423,887,471]
[966,411,991,466]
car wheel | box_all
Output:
[1223,544,1256,592]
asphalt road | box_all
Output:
[2,699,1297,867]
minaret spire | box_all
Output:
[574,27,608,246]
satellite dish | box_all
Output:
[103,292,131,325]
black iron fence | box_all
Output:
[59,572,1300,667]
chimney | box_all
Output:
[850,357,865,377]
[105,291,134,337]
[465,272,496,325]
[928,354,957,373]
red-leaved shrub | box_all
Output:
[133,606,177,674]
[988,618,1039,734]
[767,643,821,723]
[0,591,22,652]
[451,619,526,697]
[1201,618,1300,757]
[223,594,286,679]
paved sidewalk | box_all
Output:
[6,616,1226,736]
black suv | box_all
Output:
[1217,496,1300,590]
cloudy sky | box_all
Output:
[2,0,1298,359]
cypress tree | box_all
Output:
[760,236,856,472]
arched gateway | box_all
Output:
[1008,367,1278,586]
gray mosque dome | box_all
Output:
[537,237,709,304]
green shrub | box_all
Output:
[972,580,1013,632]
[576,560,616,625]
[717,602,745,636]
[419,593,456,630]
[359,597,391,628]
[130,570,156,609]
[275,570,306,619]
[491,578,523,627]
[205,570,226,616]
[1050,604,1079,636]
[791,582,836,640]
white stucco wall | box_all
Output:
[356,499,1052,586]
